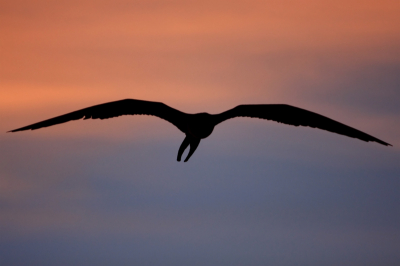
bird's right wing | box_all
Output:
[213,104,391,146]
[9,99,188,133]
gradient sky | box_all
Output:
[1,0,400,265]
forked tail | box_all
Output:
[177,135,201,162]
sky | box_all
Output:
[1,0,400,265]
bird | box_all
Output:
[8,99,391,162]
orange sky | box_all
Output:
[1,0,399,142]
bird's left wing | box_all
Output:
[213,104,391,146]
[9,99,188,133]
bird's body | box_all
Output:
[9,99,391,162]
[176,113,216,161]
[184,113,215,139]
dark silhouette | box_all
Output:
[8,99,391,162]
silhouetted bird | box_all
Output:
[9,99,391,162]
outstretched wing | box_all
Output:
[9,99,188,133]
[213,104,391,146]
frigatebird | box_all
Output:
[8,99,391,162]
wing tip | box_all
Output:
[7,128,26,133]
[7,126,36,133]
[372,139,392,147]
